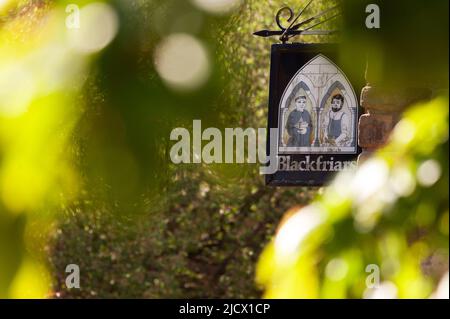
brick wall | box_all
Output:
[357,86,432,164]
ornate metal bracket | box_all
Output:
[253,2,341,43]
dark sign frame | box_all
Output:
[265,43,364,186]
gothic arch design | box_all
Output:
[278,54,358,154]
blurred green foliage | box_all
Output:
[340,0,449,88]
[0,0,448,299]
[0,0,326,298]
[257,97,449,298]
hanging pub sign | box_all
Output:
[254,5,363,186]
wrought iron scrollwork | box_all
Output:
[276,6,295,31]
[253,2,341,43]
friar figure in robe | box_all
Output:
[286,95,313,147]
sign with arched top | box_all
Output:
[266,44,363,186]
